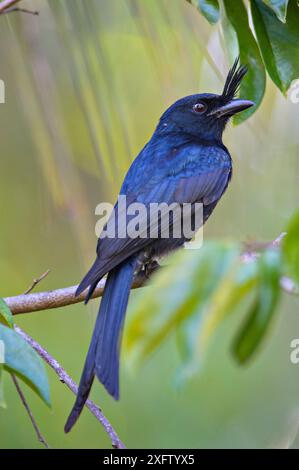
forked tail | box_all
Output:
[64,255,138,433]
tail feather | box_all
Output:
[64,255,137,433]
[84,280,99,305]
[94,256,137,398]
[64,336,96,433]
[75,258,105,298]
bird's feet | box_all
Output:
[144,259,160,279]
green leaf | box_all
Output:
[233,249,281,363]
[221,9,239,64]
[223,0,266,124]
[176,256,258,382]
[125,242,240,361]
[0,325,50,407]
[199,260,258,352]
[176,311,201,363]
[198,0,220,24]
[262,0,289,22]
[251,0,299,93]
[175,307,205,383]
[0,298,13,328]
[283,211,299,283]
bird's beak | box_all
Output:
[208,99,255,118]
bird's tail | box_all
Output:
[64,255,138,433]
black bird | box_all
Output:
[65,58,254,432]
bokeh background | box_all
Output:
[1,0,299,449]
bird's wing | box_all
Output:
[76,144,231,295]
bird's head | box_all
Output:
[158,58,254,143]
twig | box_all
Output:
[0,0,21,12]
[242,232,298,295]
[23,269,51,295]
[11,373,49,448]
[241,250,298,298]
[243,232,287,252]
[4,7,38,15]
[0,0,38,15]
[272,232,287,248]
[14,325,126,449]
[280,276,298,295]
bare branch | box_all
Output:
[280,276,298,295]
[11,373,49,448]
[242,232,297,295]
[243,232,287,252]
[5,271,147,315]
[0,0,21,12]
[14,325,126,449]
[23,269,51,295]
[0,0,38,15]
[4,7,38,15]
[4,233,297,316]
[272,232,287,248]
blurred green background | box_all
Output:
[1,0,299,449]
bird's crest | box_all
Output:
[222,57,248,101]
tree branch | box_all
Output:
[0,0,38,15]
[4,7,38,14]
[0,0,21,12]
[5,271,148,315]
[4,234,297,316]
[11,373,49,448]
[242,233,298,295]
[14,325,126,449]
[280,276,298,295]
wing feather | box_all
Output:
[76,144,232,296]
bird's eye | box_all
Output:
[193,102,207,113]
